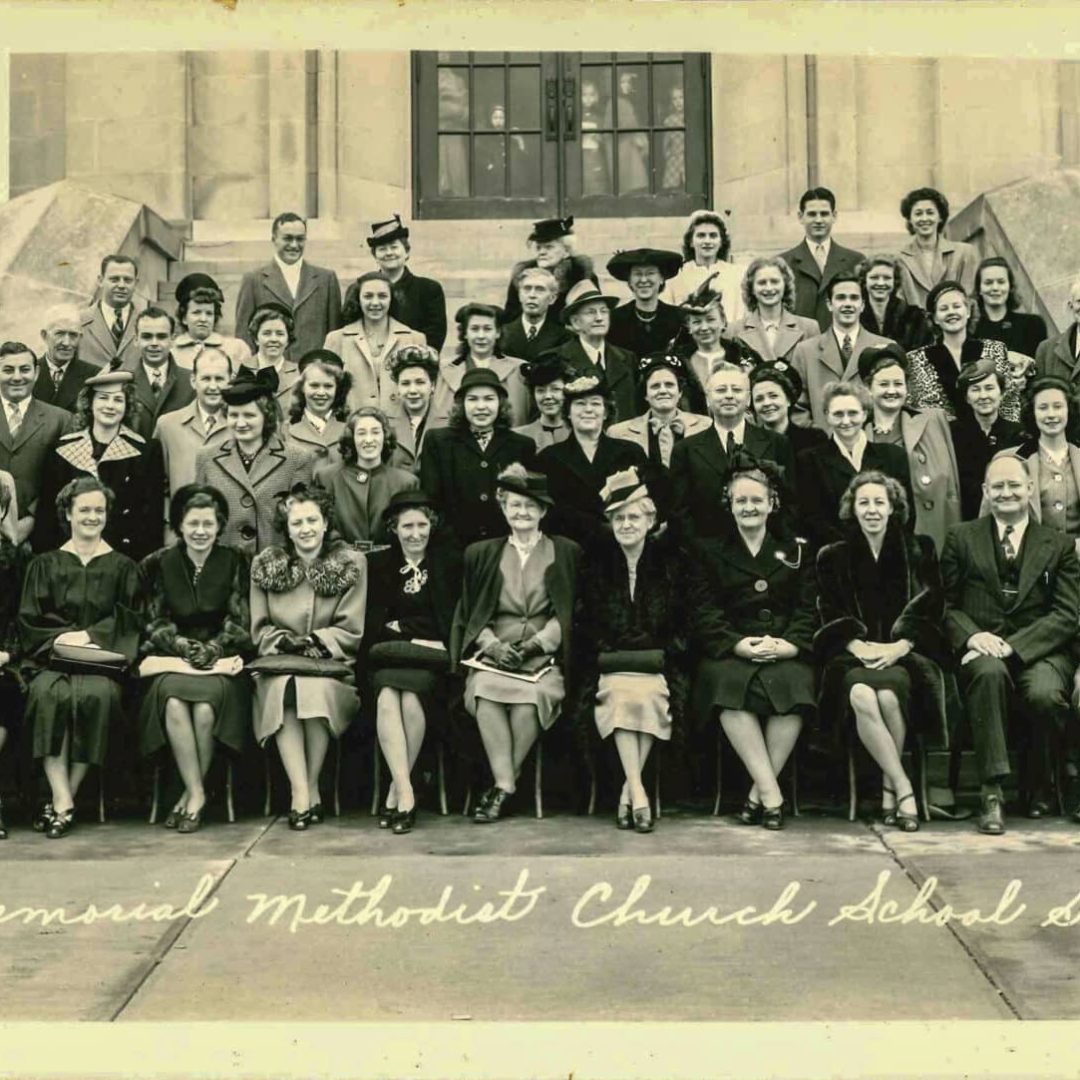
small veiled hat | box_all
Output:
[221,364,279,405]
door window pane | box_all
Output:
[509,134,542,196]
[475,67,505,130]
[474,134,506,196]
[509,67,541,130]
[655,130,686,191]
[438,68,469,131]
[437,52,468,63]
[473,52,506,65]
[438,135,470,196]
[581,67,613,132]
[653,65,685,128]
[618,132,650,195]
[615,65,649,129]
[582,132,613,196]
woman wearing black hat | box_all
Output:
[282,349,352,467]
[430,303,530,426]
[387,345,442,472]
[606,249,685,361]
[32,364,165,559]
[537,373,648,550]
[249,303,301,412]
[172,273,253,371]
[137,484,253,833]
[420,367,537,547]
[194,366,315,556]
[949,360,1024,520]
[314,406,419,548]
[861,343,961,553]
[729,255,820,364]
[686,456,816,830]
[362,489,462,835]
[451,464,581,823]
[502,217,598,324]
[749,361,827,460]
[513,354,571,451]
[576,467,687,833]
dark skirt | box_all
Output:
[693,657,816,727]
[139,672,252,757]
[370,668,449,736]
[820,654,934,739]
[27,670,122,765]
[840,663,911,716]
[0,671,23,734]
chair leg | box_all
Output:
[225,759,236,824]
[914,735,931,823]
[788,753,799,817]
[371,741,381,816]
[653,748,662,820]
[98,771,105,824]
[263,754,272,817]
[534,740,544,820]
[712,733,723,816]
[333,739,342,818]
[462,786,472,818]
[437,743,448,816]
[847,741,857,823]
[148,764,160,825]
[587,754,597,816]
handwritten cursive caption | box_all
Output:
[5,869,1080,933]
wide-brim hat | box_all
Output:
[528,216,574,244]
[638,352,687,386]
[606,248,683,282]
[85,359,134,388]
[298,348,344,372]
[561,280,619,325]
[749,359,803,403]
[367,214,410,251]
[522,352,569,388]
[496,469,555,507]
[857,342,909,385]
[455,367,508,398]
[174,273,222,308]
[221,364,279,405]
[600,466,653,516]
[169,483,230,534]
[563,371,611,403]
[385,488,439,519]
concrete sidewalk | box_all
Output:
[2,809,1079,1022]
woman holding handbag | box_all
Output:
[137,484,253,834]
[249,484,366,830]
[362,490,462,835]
[19,477,141,839]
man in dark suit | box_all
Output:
[941,453,1080,835]
[556,280,638,424]
[500,266,572,364]
[780,187,866,331]
[1034,275,1080,385]
[606,248,685,360]
[121,307,195,441]
[234,211,343,361]
[670,361,795,542]
[33,303,98,410]
[342,215,447,353]
[77,253,147,368]
[0,341,72,544]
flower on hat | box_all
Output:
[774,361,789,372]
[564,374,602,395]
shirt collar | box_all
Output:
[834,430,868,470]
[143,360,169,384]
[100,299,131,324]
[996,516,1029,546]
[523,313,547,330]
[304,409,328,434]
[713,418,747,444]
[60,538,113,558]
[581,340,605,367]
[274,255,303,281]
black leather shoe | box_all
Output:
[309,802,324,825]
[391,808,416,835]
[46,808,75,839]
[1027,798,1052,820]
[377,803,393,829]
[978,793,1005,835]
[616,802,632,830]
[632,806,654,834]
[473,786,511,823]
[737,799,764,825]
[288,809,312,831]
[33,804,55,833]
[1066,776,1080,823]
[762,803,785,831]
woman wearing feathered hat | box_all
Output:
[536,371,647,550]
[502,216,598,324]
[32,361,164,559]
[194,365,315,556]
[171,272,253,371]
[575,467,688,833]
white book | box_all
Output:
[138,655,245,678]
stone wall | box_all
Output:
[9,54,66,199]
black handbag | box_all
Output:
[50,642,130,679]
[247,655,354,678]
[597,649,665,675]
[368,641,449,671]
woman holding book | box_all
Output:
[137,484,253,833]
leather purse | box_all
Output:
[597,649,665,675]
[247,655,354,678]
[367,641,449,671]
[50,642,130,679]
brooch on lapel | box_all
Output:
[774,536,809,570]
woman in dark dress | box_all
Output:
[33,364,164,559]
[949,359,1025,520]
[536,373,648,549]
[687,456,817,829]
[576,468,686,833]
[749,360,827,459]
[814,471,948,831]
[972,256,1048,363]
[20,477,141,838]
[857,254,931,351]
[0,481,24,838]
[363,489,462,835]
[138,485,253,833]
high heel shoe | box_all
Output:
[46,808,75,839]
[881,785,898,827]
[632,805,654,834]
[309,802,324,825]
[761,802,785,831]
[894,792,920,833]
[177,809,202,834]
[737,799,764,825]
[616,802,633,830]
[473,786,511,823]
[377,803,394,829]
[33,803,55,833]
[287,809,312,831]
[391,807,416,835]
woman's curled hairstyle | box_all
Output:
[838,469,910,527]
[271,483,337,551]
[56,476,115,531]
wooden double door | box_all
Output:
[414,51,710,219]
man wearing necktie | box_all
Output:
[33,304,98,412]
[123,307,194,441]
[780,187,866,331]
[942,453,1080,835]
[499,268,572,365]
[77,254,147,368]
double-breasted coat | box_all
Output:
[313,459,419,545]
[778,240,866,330]
[282,415,345,471]
[323,318,427,415]
[194,435,315,556]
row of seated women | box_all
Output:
[0,443,963,842]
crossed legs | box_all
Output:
[720,708,801,809]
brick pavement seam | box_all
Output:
[106,816,277,1022]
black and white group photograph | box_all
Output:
[3,3,1080,1079]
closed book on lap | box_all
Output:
[461,655,555,683]
[138,655,245,678]
[247,655,353,679]
[50,642,129,678]
[368,641,449,671]
[597,649,665,675]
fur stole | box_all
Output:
[251,544,360,597]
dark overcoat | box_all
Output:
[556,338,639,426]
[500,315,572,365]
[778,239,866,330]
[33,358,98,412]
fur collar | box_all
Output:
[251,544,360,596]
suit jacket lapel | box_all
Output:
[772,317,803,360]
[972,515,1005,603]
[11,400,45,451]
[818,333,845,378]
[900,408,930,456]
[84,309,115,359]
[293,264,318,310]
[262,264,295,308]
[249,437,289,488]
[898,241,936,296]
[691,426,729,480]
[1015,526,1052,608]
[793,241,821,285]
